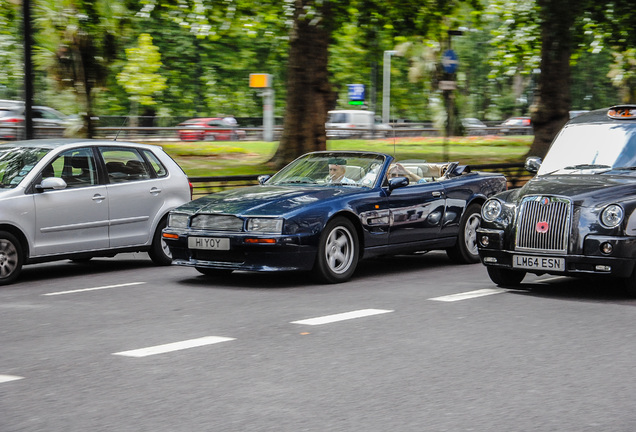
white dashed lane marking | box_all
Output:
[43,282,146,296]
[0,375,24,384]
[291,309,394,326]
[428,288,507,302]
[113,336,236,358]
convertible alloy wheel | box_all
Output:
[447,203,482,264]
[0,231,23,286]
[313,217,359,283]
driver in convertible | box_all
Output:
[327,158,357,184]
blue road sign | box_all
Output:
[442,50,459,74]
[348,84,365,102]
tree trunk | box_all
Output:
[269,1,336,169]
[528,0,579,158]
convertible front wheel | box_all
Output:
[313,217,359,284]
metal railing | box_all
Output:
[0,124,534,142]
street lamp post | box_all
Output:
[382,50,397,125]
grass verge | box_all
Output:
[157,135,532,177]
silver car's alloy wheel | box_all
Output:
[0,232,22,285]
[0,239,18,277]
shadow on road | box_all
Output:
[14,253,156,285]
[507,274,636,304]
[175,251,459,290]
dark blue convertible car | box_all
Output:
[162,151,507,283]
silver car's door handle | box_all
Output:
[92,194,106,202]
[150,187,162,195]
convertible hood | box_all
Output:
[175,184,359,216]
[517,175,636,207]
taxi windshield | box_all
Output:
[538,123,636,175]
[0,146,50,188]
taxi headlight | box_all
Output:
[482,199,502,222]
[168,213,189,228]
[246,218,283,234]
[600,204,623,228]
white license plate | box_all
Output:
[513,255,564,270]
[188,237,230,250]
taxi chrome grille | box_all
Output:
[515,196,571,253]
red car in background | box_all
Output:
[177,118,246,141]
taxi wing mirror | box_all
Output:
[525,156,542,174]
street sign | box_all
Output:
[348,84,365,102]
[439,80,457,91]
[249,73,271,88]
[441,50,459,74]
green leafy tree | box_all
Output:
[0,1,23,100]
[32,0,131,137]
[116,33,167,122]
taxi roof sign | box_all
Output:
[249,73,272,88]
[608,105,636,119]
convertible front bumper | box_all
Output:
[163,230,318,272]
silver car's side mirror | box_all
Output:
[525,156,542,174]
[36,177,67,192]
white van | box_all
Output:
[326,110,392,138]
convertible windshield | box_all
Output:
[0,146,50,188]
[267,153,386,187]
[538,123,636,175]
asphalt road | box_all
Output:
[2,251,636,432]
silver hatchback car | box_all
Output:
[0,139,192,285]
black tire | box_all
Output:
[313,217,359,283]
[447,203,482,264]
[195,267,233,277]
[621,267,636,297]
[487,267,526,287]
[0,231,23,286]
[148,218,172,266]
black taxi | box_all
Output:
[477,105,636,295]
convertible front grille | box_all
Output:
[515,196,571,253]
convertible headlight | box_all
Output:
[168,213,189,228]
[600,204,623,228]
[246,218,283,234]
[482,199,503,222]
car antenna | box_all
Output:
[114,117,128,141]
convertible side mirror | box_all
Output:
[387,176,409,191]
[525,156,542,174]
